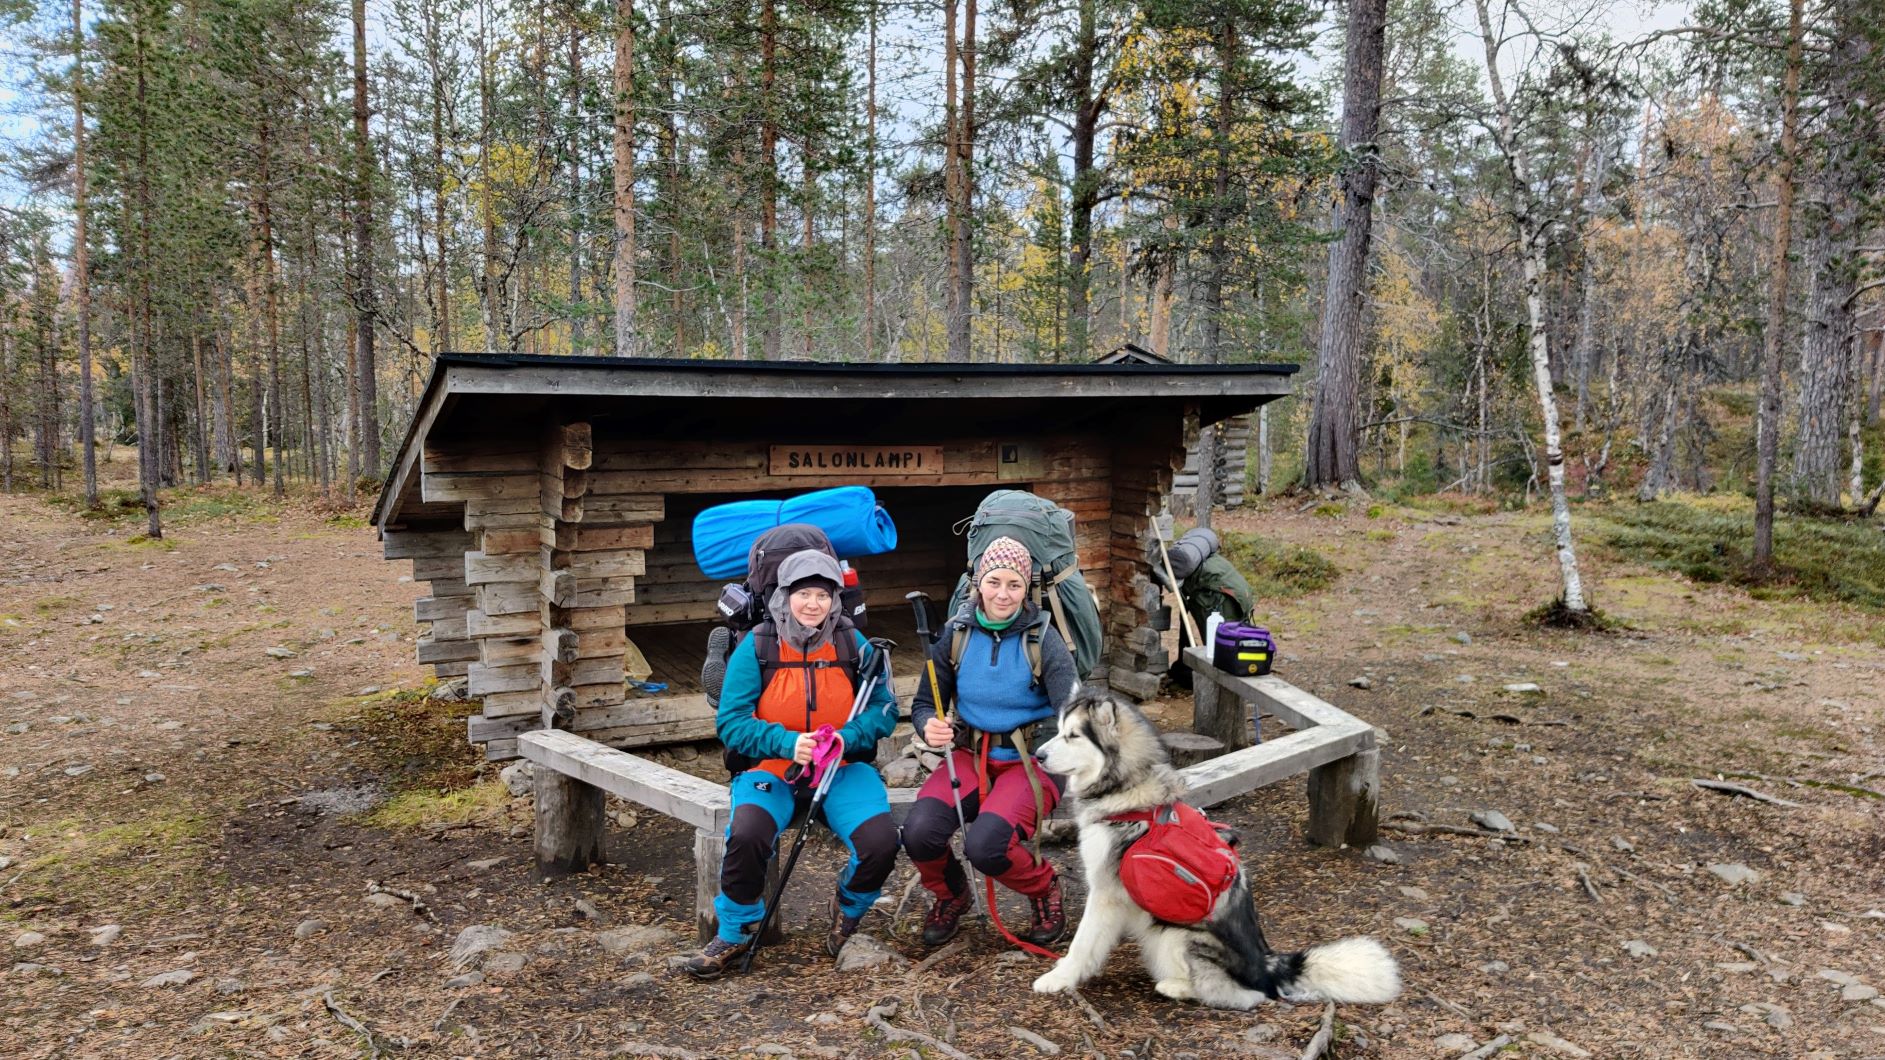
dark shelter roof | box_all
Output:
[373,353,1299,529]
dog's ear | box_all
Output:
[1089,694,1116,731]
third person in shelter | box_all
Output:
[902,536,1078,948]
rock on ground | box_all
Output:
[598,925,676,957]
[1707,863,1760,886]
[835,934,906,972]
[450,925,514,970]
[1470,810,1515,833]
[500,762,534,797]
[1526,1030,1592,1057]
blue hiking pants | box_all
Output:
[712,764,899,945]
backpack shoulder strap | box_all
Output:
[948,623,971,670]
[751,623,780,691]
[832,617,861,685]
[1024,624,1045,687]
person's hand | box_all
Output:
[792,732,818,765]
[923,717,955,749]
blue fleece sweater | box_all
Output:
[955,625,1055,761]
[715,631,898,764]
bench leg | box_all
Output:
[693,827,789,946]
[1304,747,1380,848]
[533,766,605,875]
[694,829,724,944]
[1193,681,1251,751]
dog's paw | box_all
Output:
[1154,978,1195,1001]
[1033,966,1079,994]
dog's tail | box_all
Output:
[1212,884,1401,1004]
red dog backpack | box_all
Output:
[1110,802,1241,924]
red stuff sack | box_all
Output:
[1113,802,1241,924]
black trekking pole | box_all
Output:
[906,592,983,901]
[739,640,891,972]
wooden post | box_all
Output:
[693,828,725,944]
[1305,747,1379,848]
[534,765,605,875]
[1193,679,1250,752]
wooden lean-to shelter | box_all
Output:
[371,354,1298,760]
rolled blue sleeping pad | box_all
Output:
[692,485,899,580]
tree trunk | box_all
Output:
[1754,0,1803,570]
[133,19,160,536]
[953,0,976,362]
[1149,213,1177,356]
[1475,0,1585,612]
[729,88,749,358]
[351,0,380,476]
[662,0,682,354]
[1064,0,1099,362]
[758,0,780,360]
[1637,372,1677,501]
[72,0,97,505]
[1791,219,1853,508]
[478,0,497,353]
[1198,22,1236,362]
[190,332,209,485]
[31,241,60,490]
[1303,0,1386,490]
[801,138,816,358]
[613,0,639,356]
[1788,20,1867,509]
[940,0,966,362]
[257,113,286,496]
[1865,327,1881,426]
[1,327,13,492]
[862,0,877,359]
[568,9,584,352]
[430,2,452,354]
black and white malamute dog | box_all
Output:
[1032,688,1401,1010]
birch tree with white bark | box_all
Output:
[1471,0,1591,617]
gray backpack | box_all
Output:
[945,489,1103,679]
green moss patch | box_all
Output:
[1591,500,1885,613]
[1218,531,1340,601]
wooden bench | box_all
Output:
[1183,646,1383,848]
[521,662,1382,941]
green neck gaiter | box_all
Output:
[975,607,1019,632]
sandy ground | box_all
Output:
[2,474,1882,1059]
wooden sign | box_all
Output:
[769,445,945,476]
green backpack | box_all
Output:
[1181,553,1254,629]
[946,489,1104,679]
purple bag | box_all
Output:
[1212,622,1275,677]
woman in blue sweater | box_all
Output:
[903,537,1078,948]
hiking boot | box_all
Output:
[679,935,751,981]
[824,892,863,958]
[920,888,974,947]
[1020,876,1067,947]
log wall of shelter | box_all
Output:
[604,436,1114,626]
[1171,413,1253,515]
[388,415,1200,758]
[1104,409,1192,701]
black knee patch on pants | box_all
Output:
[964,813,1016,877]
[900,797,961,862]
[721,803,781,905]
[845,813,900,895]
